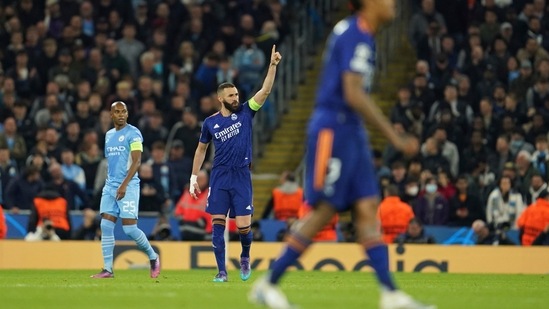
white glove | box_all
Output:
[189,174,198,195]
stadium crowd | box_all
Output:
[376,0,549,245]
[0,0,293,240]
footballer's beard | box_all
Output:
[222,99,239,113]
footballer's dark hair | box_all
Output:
[217,82,236,94]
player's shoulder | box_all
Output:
[106,128,116,136]
[332,15,373,43]
[204,112,221,124]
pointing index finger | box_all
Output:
[272,45,276,54]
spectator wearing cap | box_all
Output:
[517,187,549,245]
[486,175,525,229]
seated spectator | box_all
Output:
[60,148,86,190]
[449,175,485,227]
[517,189,549,246]
[4,165,43,213]
[72,208,100,240]
[48,163,89,210]
[262,171,303,221]
[472,219,515,245]
[138,163,168,213]
[26,184,71,240]
[486,175,525,229]
[436,170,456,200]
[525,173,547,205]
[377,184,415,244]
[394,218,436,244]
[174,170,211,241]
[412,177,450,225]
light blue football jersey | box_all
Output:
[104,124,143,188]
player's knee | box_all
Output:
[122,224,138,236]
[238,225,251,235]
[212,218,226,226]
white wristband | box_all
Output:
[190,175,197,183]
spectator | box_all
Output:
[449,175,485,227]
[426,126,460,177]
[517,189,549,245]
[4,165,43,213]
[75,143,102,198]
[436,170,456,200]
[138,163,168,214]
[48,162,89,210]
[0,117,27,166]
[26,184,71,240]
[377,184,415,244]
[262,171,303,221]
[168,107,201,161]
[515,150,537,195]
[60,148,86,190]
[0,147,18,205]
[174,170,211,241]
[233,31,265,99]
[117,23,146,79]
[72,208,100,240]
[394,218,436,244]
[412,177,450,225]
[486,175,525,229]
[472,219,515,245]
[409,0,447,49]
[147,141,174,206]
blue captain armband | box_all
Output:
[249,98,262,111]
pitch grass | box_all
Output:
[0,270,548,309]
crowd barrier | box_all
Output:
[1,241,548,274]
[4,214,520,244]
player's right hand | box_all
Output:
[189,174,201,199]
[395,134,419,157]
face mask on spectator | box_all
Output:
[425,184,437,194]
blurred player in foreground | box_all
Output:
[249,0,435,308]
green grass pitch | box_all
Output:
[0,270,548,309]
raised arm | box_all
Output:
[252,45,282,106]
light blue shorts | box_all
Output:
[100,185,140,219]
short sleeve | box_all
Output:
[199,120,212,144]
[340,37,374,75]
[129,128,144,152]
